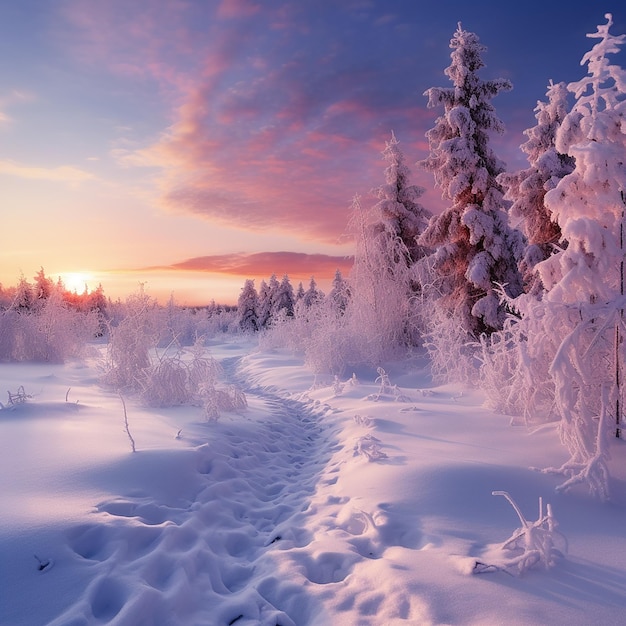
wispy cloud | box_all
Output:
[59,1,437,242]
[159,251,353,280]
[0,160,95,183]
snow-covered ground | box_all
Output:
[2,338,626,625]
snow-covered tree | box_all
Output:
[256,279,272,329]
[539,15,626,305]
[33,267,54,302]
[257,275,281,328]
[302,277,324,309]
[346,194,415,363]
[295,281,305,302]
[483,14,626,498]
[533,14,626,498]
[273,274,295,319]
[417,23,524,337]
[14,275,34,311]
[497,81,575,293]
[328,269,350,315]
[371,131,431,268]
[237,279,259,333]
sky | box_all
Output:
[0,1,624,305]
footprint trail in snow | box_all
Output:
[51,355,343,626]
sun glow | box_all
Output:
[59,272,93,294]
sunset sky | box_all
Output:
[1,1,624,305]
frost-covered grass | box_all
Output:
[1,338,626,625]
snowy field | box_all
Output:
[2,337,626,626]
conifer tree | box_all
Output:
[498,81,575,293]
[417,24,523,336]
[14,276,34,311]
[33,267,54,302]
[302,277,324,309]
[371,131,431,269]
[237,279,259,332]
[295,282,305,302]
[273,274,295,318]
[328,269,350,315]
[257,275,280,328]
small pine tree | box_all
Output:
[295,281,305,302]
[14,276,34,312]
[273,274,295,319]
[237,279,259,333]
[417,23,524,337]
[371,131,431,268]
[33,267,54,302]
[302,277,324,309]
[328,269,350,315]
[346,194,414,363]
[256,279,272,329]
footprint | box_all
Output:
[90,577,128,620]
[67,524,114,561]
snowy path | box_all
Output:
[5,344,626,625]
[45,354,342,626]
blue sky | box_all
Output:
[0,1,624,303]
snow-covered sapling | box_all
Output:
[354,434,388,462]
[474,491,567,575]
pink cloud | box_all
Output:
[156,251,353,280]
[58,1,445,240]
[217,0,261,19]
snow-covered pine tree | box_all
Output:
[14,275,35,311]
[237,279,259,333]
[295,281,305,302]
[256,274,281,328]
[273,274,295,319]
[33,267,54,303]
[328,269,350,315]
[371,131,431,269]
[497,81,575,294]
[417,23,524,337]
[256,279,272,329]
[528,14,626,498]
[302,277,324,309]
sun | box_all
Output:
[59,272,93,294]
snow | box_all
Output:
[2,339,626,625]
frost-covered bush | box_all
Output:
[102,289,246,420]
[478,293,557,422]
[259,297,364,375]
[347,194,421,365]
[139,342,246,420]
[416,281,480,385]
[0,293,99,362]
[102,288,164,391]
